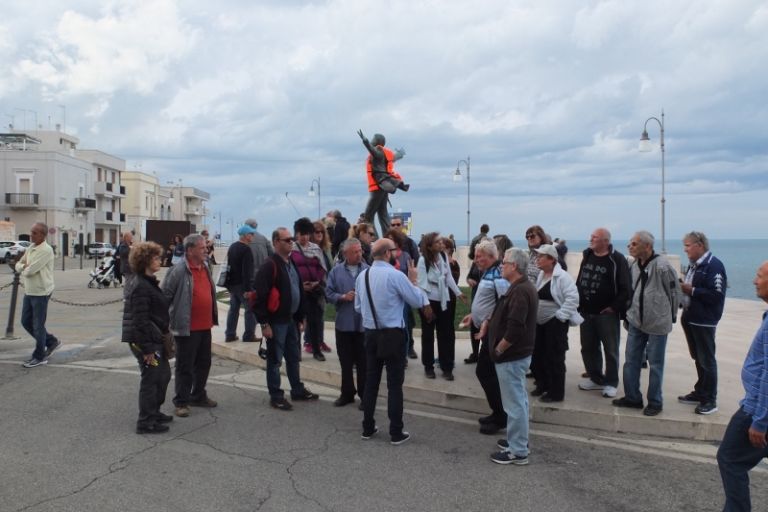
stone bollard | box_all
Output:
[3,259,21,340]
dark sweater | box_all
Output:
[487,276,538,363]
[576,246,631,318]
[121,273,169,354]
[226,241,254,290]
[253,254,306,325]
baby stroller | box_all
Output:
[88,255,119,289]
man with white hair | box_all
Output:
[613,231,680,417]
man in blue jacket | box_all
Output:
[717,260,768,512]
[677,231,727,415]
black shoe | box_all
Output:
[695,402,718,415]
[313,351,326,362]
[242,336,257,342]
[391,432,411,445]
[270,398,293,411]
[361,426,378,440]
[641,361,648,369]
[612,396,644,409]
[497,439,509,450]
[530,387,546,397]
[540,395,563,403]
[334,396,355,407]
[401,183,410,192]
[442,371,454,381]
[478,414,504,425]
[136,423,170,434]
[408,348,418,359]
[154,413,174,423]
[464,353,478,364]
[225,336,238,342]
[358,402,365,411]
[45,339,62,357]
[292,388,319,401]
[480,422,505,435]
[677,392,702,405]
[425,368,436,379]
[643,405,663,416]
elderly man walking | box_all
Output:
[163,234,219,418]
[16,222,61,368]
[224,225,256,342]
[717,260,768,512]
[355,238,431,445]
[678,231,727,415]
[613,231,680,417]
[326,238,369,407]
[482,247,538,465]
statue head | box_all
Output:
[371,133,386,146]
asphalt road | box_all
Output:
[1,267,767,512]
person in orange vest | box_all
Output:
[357,130,409,236]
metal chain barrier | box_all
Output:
[0,281,13,291]
[50,296,124,307]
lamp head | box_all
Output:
[639,130,653,152]
[308,184,316,198]
[453,168,462,182]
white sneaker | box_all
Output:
[602,385,618,398]
[578,378,604,391]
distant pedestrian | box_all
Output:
[163,234,219,418]
[678,231,727,415]
[224,225,256,342]
[329,210,351,258]
[200,230,217,266]
[717,260,768,512]
[171,234,185,265]
[16,222,61,368]
[613,231,680,416]
[484,247,538,465]
[244,218,273,342]
[116,231,134,293]
[469,223,490,260]
[326,238,369,407]
[254,227,319,410]
[355,238,432,445]
[122,241,172,434]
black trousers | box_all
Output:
[532,318,569,400]
[419,300,456,372]
[130,344,171,428]
[476,337,506,421]
[362,328,406,437]
[336,329,367,400]
[173,330,212,407]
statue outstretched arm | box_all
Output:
[394,147,406,161]
[357,129,377,156]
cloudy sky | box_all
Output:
[2,0,767,243]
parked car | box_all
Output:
[1,241,31,262]
[88,242,115,259]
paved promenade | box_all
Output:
[1,261,764,442]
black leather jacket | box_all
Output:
[121,273,170,354]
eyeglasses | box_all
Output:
[391,223,402,227]
[278,237,294,243]
[314,230,325,234]
[525,234,537,240]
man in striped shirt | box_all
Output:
[717,261,768,512]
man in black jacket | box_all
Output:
[254,227,319,410]
[576,228,631,399]
[224,225,255,342]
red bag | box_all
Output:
[267,260,280,313]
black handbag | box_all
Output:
[364,269,403,359]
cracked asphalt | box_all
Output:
[1,266,767,511]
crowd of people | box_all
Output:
[13,208,763,505]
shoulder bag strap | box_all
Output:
[364,268,380,329]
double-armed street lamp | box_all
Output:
[639,110,666,253]
[453,157,470,246]
[308,177,321,219]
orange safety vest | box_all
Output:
[366,146,403,192]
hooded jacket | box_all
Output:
[576,245,632,319]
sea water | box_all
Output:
[518,239,768,301]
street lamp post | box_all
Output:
[308,178,321,219]
[453,157,470,246]
[639,110,666,253]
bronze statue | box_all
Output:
[358,130,409,236]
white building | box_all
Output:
[122,171,172,240]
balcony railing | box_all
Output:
[5,193,39,207]
[75,198,96,209]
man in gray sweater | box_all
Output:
[612,230,680,417]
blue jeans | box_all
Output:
[623,324,667,407]
[265,322,305,400]
[225,284,256,339]
[21,294,58,361]
[495,356,532,457]
[580,312,621,387]
[717,408,768,512]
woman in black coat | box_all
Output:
[121,241,172,434]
